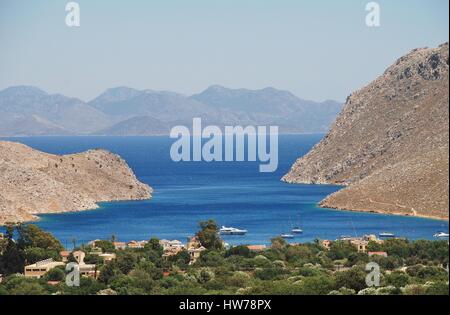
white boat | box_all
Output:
[280,233,295,239]
[434,232,450,238]
[291,227,303,234]
[290,215,303,234]
[219,226,248,236]
[379,232,396,238]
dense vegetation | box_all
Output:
[0,222,448,295]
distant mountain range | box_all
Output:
[0,85,342,136]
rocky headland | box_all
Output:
[283,43,449,221]
[0,141,152,224]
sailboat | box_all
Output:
[290,215,303,234]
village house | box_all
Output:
[186,236,206,264]
[73,250,98,278]
[127,240,148,249]
[24,259,65,279]
[247,245,267,252]
[350,239,369,253]
[160,239,185,259]
[99,253,116,263]
[322,235,384,253]
[113,242,127,250]
[160,239,184,251]
[87,239,101,247]
[321,240,332,250]
[89,247,103,255]
[60,251,70,263]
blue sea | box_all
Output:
[1,136,448,248]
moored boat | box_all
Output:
[379,232,396,238]
[291,227,303,234]
[219,226,248,236]
[434,231,450,238]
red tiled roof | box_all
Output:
[247,245,267,251]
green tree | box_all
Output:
[98,262,122,284]
[0,224,25,275]
[94,240,115,253]
[327,241,357,261]
[385,271,410,288]
[115,251,139,274]
[17,224,63,252]
[145,237,163,254]
[44,265,66,282]
[225,245,252,258]
[335,267,368,292]
[196,220,223,250]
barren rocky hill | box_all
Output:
[0,141,152,224]
[283,43,449,220]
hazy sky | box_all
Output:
[0,0,448,102]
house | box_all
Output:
[368,252,388,258]
[187,236,202,249]
[188,246,206,264]
[321,240,332,250]
[127,240,147,249]
[60,251,70,263]
[99,253,116,263]
[90,247,103,255]
[363,234,384,244]
[186,236,206,264]
[113,242,126,250]
[73,251,98,278]
[87,239,101,247]
[160,239,185,258]
[24,259,65,279]
[247,245,267,252]
[350,239,369,253]
[160,239,184,251]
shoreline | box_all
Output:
[319,203,449,222]
[282,181,448,222]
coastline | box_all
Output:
[282,180,448,222]
[318,203,449,222]
[0,195,152,226]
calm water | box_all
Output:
[1,136,448,248]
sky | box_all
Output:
[0,0,448,102]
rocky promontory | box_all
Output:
[283,43,449,220]
[0,141,152,224]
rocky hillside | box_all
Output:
[283,43,449,220]
[0,141,152,224]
